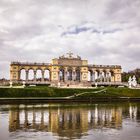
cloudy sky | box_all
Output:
[0,0,140,78]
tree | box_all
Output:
[122,68,140,84]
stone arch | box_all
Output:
[105,70,112,82]
[88,70,93,82]
[28,68,34,81]
[67,67,72,81]
[20,68,26,81]
[59,67,65,82]
[102,69,107,82]
[110,70,115,82]
[36,68,43,81]
[44,68,51,81]
[110,70,114,76]
[19,66,29,71]
[95,70,100,82]
[99,70,105,82]
[75,67,80,81]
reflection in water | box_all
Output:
[129,104,137,120]
[1,103,140,140]
[9,104,123,138]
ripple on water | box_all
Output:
[10,131,58,140]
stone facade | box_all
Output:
[10,53,122,85]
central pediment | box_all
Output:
[59,52,81,60]
[52,52,88,66]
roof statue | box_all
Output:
[67,52,73,58]
[59,52,81,60]
[77,55,81,59]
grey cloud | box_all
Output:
[0,0,140,78]
[105,0,140,24]
[61,22,122,36]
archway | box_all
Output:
[59,69,65,82]
[106,71,111,82]
[88,70,93,82]
[28,69,34,81]
[103,70,107,82]
[67,69,72,81]
[36,69,42,81]
[95,70,100,82]
[44,69,50,81]
[110,70,114,82]
[20,69,26,81]
[76,69,80,81]
[99,71,104,82]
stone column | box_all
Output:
[58,71,60,82]
[102,71,105,82]
[41,70,45,82]
[106,72,109,82]
[80,72,82,82]
[111,72,115,82]
[96,71,100,81]
[34,70,37,81]
[90,72,93,82]
[18,70,21,81]
[79,70,81,82]
[72,69,76,81]
[49,71,51,81]
[92,72,95,82]
[108,72,111,82]
[99,70,103,82]
[64,68,67,82]
[25,70,29,81]
[104,72,106,82]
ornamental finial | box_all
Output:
[67,52,73,58]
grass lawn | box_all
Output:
[0,86,140,98]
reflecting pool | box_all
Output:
[0,103,140,140]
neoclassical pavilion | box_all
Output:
[10,53,122,85]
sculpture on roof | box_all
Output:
[59,52,81,60]
[67,52,73,58]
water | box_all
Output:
[0,103,140,140]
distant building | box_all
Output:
[10,53,122,86]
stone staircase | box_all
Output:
[59,81,92,87]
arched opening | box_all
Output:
[67,69,72,81]
[20,69,26,81]
[95,70,100,82]
[28,69,34,81]
[103,70,106,82]
[88,70,93,82]
[59,69,64,82]
[99,71,104,82]
[36,69,42,81]
[110,70,114,82]
[44,69,50,81]
[76,69,80,81]
[106,71,111,82]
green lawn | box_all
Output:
[0,86,139,98]
[76,87,140,98]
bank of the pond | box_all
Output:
[0,87,140,103]
[1,97,140,104]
